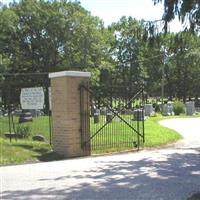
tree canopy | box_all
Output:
[153,0,200,31]
[0,0,200,105]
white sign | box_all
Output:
[20,87,44,109]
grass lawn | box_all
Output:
[0,137,64,165]
[0,116,51,141]
[1,114,199,165]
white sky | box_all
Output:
[1,0,184,32]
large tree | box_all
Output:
[0,0,109,75]
[0,0,114,105]
[153,0,200,31]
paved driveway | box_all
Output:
[159,118,200,148]
[1,118,200,200]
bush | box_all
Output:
[16,124,31,138]
[173,101,185,115]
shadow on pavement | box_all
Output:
[2,148,200,200]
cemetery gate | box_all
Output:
[0,73,52,144]
[80,82,145,153]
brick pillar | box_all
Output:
[49,71,91,158]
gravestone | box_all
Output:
[28,109,42,117]
[94,109,100,123]
[186,101,195,115]
[167,102,174,115]
[14,109,22,116]
[18,112,33,123]
[106,111,113,123]
[144,104,154,116]
[133,109,144,121]
[4,132,17,138]
[91,105,96,117]
[100,107,107,115]
[32,135,45,142]
[162,103,174,116]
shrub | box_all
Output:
[16,124,31,138]
[173,101,185,115]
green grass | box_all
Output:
[0,116,51,141]
[0,137,64,165]
[144,115,182,147]
[90,114,183,154]
[1,114,199,165]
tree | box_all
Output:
[153,0,200,31]
[110,17,147,88]
[0,0,113,105]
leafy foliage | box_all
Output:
[173,101,185,115]
[153,0,200,32]
[0,1,200,103]
[16,124,31,138]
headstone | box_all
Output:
[19,112,33,123]
[186,101,195,115]
[27,109,41,117]
[133,109,144,121]
[0,90,2,103]
[14,109,22,116]
[162,103,174,116]
[94,109,100,123]
[144,104,154,116]
[0,110,3,116]
[4,132,17,138]
[100,107,107,115]
[106,111,113,123]
[32,135,45,142]
[167,102,174,115]
[91,105,96,116]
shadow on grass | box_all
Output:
[36,151,65,162]
[12,144,34,150]
[13,142,65,162]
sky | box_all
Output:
[1,0,183,32]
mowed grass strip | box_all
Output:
[0,115,187,165]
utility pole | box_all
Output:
[161,58,164,106]
[161,46,166,112]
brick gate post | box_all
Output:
[49,71,91,158]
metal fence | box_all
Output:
[0,73,52,144]
[80,83,145,154]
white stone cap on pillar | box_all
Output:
[49,71,91,78]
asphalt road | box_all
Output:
[1,118,200,200]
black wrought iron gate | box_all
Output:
[80,82,145,154]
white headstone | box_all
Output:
[162,103,174,116]
[20,87,44,110]
[167,102,174,115]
